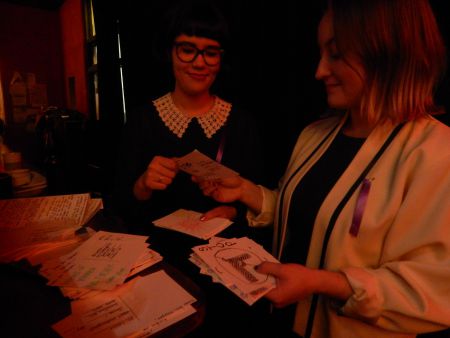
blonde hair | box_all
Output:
[330,0,447,124]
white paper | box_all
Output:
[52,271,197,338]
[0,193,90,229]
[175,149,239,180]
[0,194,102,264]
[40,231,149,290]
[60,248,163,300]
[191,237,278,305]
[153,209,233,240]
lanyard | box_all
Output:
[215,129,226,164]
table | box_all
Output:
[0,210,206,338]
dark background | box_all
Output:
[113,0,450,186]
[92,0,329,190]
[0,0,449,195]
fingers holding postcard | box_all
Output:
[190,237,278,305]
[175,150,239,181]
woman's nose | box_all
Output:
[315,56,330,80]
[192,53,207,68]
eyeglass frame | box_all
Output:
[173,41,224,66]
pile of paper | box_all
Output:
[153,208,233,240]
[190,237,278,305]
[0,193,102,264]
[58,241,163,301]
[39,231,161,291]
[52,270,196,338]
[1,193,199,338]
[41,230,196,338]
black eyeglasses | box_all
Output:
[174,42,223,66]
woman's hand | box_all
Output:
[134,156,178,200]
[193,176,264,215]
[192,176,245,203]
[256,262,317,308]
[200,205,237,221]
[256,262,353,308]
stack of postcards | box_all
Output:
[39,230,162,294]
[38,230,197,338]
[0,193,103,264]
[190,237,278,305]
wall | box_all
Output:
[0,0,87,119]
[0,2,65,122]
[0,2,65,165]
[0,0,88,170]
[60,0,88,114]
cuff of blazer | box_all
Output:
[339,266,383,323]
[247,185,276,227]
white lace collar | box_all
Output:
[153,92,231,138]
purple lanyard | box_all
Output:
[215,131,226,164]
[349,178,371,236]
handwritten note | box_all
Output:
[40,231,150,290]
[60,247,163,300]
[0,194,103,264]
[0,193,90,229]
[175,150,239,180]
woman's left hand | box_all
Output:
[200,205,237,221]
[256,262,317,308]
[256,262,353,308]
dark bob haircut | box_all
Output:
[161,0,230,54]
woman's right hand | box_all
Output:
[134,156,178,200]
[192,176,244,203]
[193,175,263,215]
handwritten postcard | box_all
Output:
[190,237,278,305]
[40,231,150,290]
[175,150,239,180]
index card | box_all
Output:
[175,150,239,180]
[153,209,233,240]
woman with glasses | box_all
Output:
[195,0,450,337]
[113,0,266,229]
[112,1,272,336]
[112,0,269,282]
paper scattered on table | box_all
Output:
[0,193,103,264]
[39,231,152,290]
[153,208,233,240]
[60,247,163,300]
[175,149,239,180]
[25,226,97,267]
[0,193,95,229]
[52,270,196,338]
[190,237,278,305]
